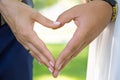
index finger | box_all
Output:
[54,28,85,77]
[55,27,84,70]
[28,31,55,64]
[31,11,60,28]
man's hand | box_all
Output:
[0,0,60,73]
[53,1,112,77]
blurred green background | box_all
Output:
[33,44,88,80]
[33,0,88,80]
[33,0,58,10]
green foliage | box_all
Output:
[33,0,58,10]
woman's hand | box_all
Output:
[0,0,60,73]
[53,1,112,77]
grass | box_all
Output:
[33,44,88,80]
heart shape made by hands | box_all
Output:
[34,1,113,77]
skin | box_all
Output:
[53,0,113,77]
[0,0,60,73]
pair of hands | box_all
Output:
[0,0,112,78]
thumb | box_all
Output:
[54,8,76,29]
[32,11,61,28]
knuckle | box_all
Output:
[20,31,30,37]
[72,53,78,58]
[16,30,28,38]
[55,66,59,70]
[58,14,66,21]
[32,11,40,19]
[67,47,76,54]
[60,56,66,61]
[19,31,32,40]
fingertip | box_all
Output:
[53,70,59,78]
[57,11,73,25]
[33,12,60,28]
[52,21,62,29]
[53,21,61,25]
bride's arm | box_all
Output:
[53,0,115,77]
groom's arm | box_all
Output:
[0,0,60,73]
[0,0,32,26]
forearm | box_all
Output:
[0,0,6,13]
[0,0,22,13]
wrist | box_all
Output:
[88,0,118,22]
[101,0,118,21]
[0,0,10,13]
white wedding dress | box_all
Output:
[86,0,120,80]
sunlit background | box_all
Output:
[33,0,88,80]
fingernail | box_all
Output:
[53,21,60,25]
[54,71,59,78]
[56,72,59,77]
[48,68,53,73]
[49,61,54,67]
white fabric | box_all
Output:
[86,1,120,80]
